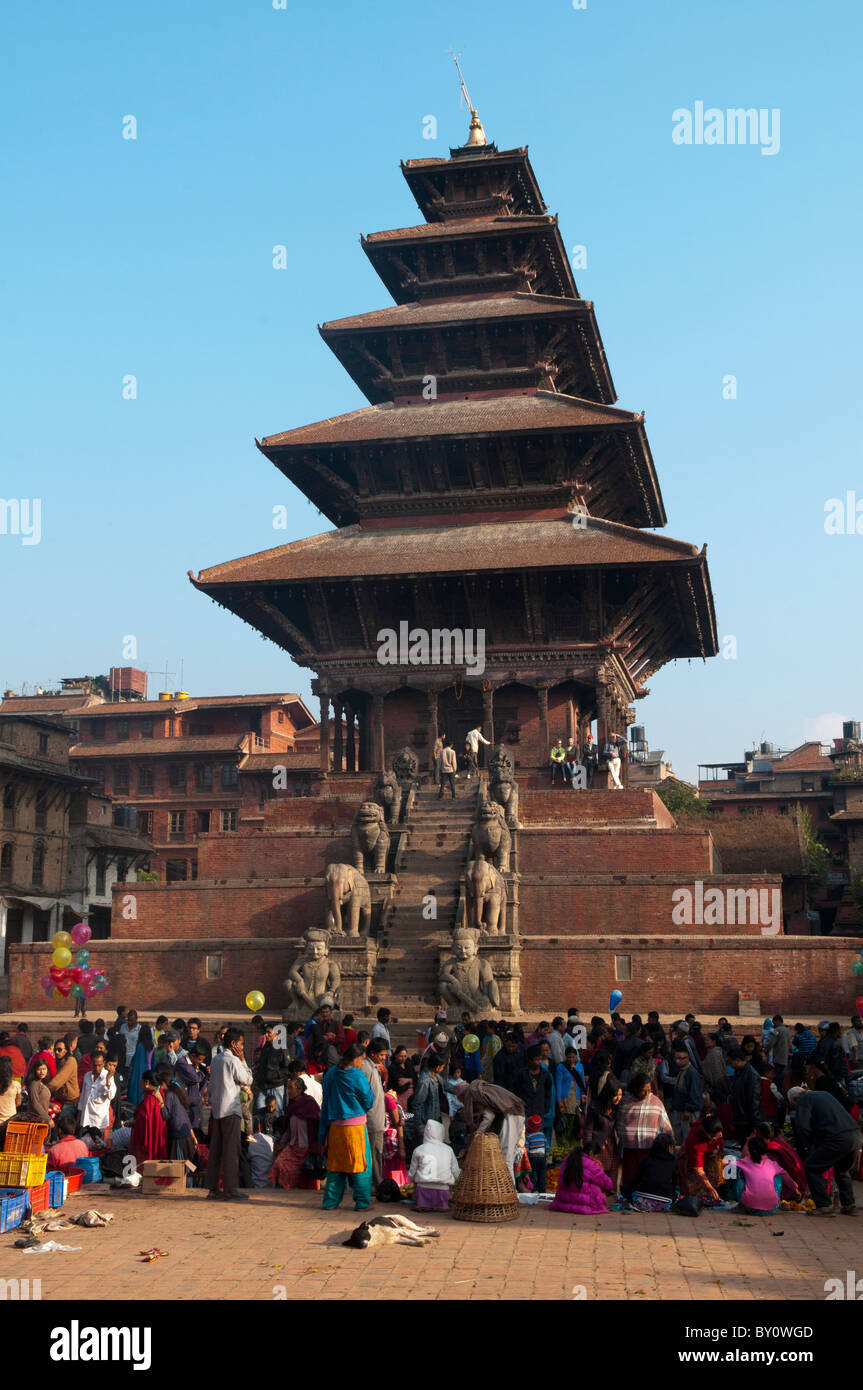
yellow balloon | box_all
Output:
[244,990,265,1012]
[51,986,63,1002]
[52,931,72,951]
[52,947,72,968]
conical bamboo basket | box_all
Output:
[450,1132,520,1223]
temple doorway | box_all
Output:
[438,685,486,770]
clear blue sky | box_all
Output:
[2,0,861,779]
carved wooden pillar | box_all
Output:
[356,699,367,772]
[595,677,612,754]
[333,696,344,773]
[537,683,549,765]
[373,694,385,772]
[319,689,331,775]
[482,686,494,752]
[569,695,580,744]
[345,703,356,773]
[426,690,439,773]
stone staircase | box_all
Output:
[372,783,479,1013]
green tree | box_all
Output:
[656,779,709,820]
[795,804,831,886]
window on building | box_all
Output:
[196,810,211,833]
[34,788,48,829]
[0,842,12,879]
[114,764,129,793]
[195,764,213,792]
[206,954,222,979]
[821,776,833,790]
[38,733,48,754]
[170,811,186,838]
[615,954,632,982]
[221,809,238,831]
[138,765,153,793]
[169,763,186,791]
[166,860,188,882]
[117,858,128,882]
[85,764,104,786]
[95,852,106,896]
[2,784,15,828]
[140,718,154,738]
[277,711,284,723]
[90,720,105,742]
[32,840,45,886]
[33,909,52,941]
[220,764,239,790]
[801,778,816,792]
[138,811,153,836]
[116,717,129,740]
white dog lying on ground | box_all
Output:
[341,1214,441,1248]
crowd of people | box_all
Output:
[0,1005,860,1218]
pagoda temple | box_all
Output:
[191,117,717,775]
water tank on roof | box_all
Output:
[843,720,861,741]
[174,691,189,700]
[760,741,774,755]
[630,725,645,744]
[158,691,172,701]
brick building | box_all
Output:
[0,713,151,987]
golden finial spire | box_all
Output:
[449,48,487,147]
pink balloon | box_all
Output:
[40,974,52,990]
[70,922,91,946]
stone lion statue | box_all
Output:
[372,770,399,825]
[470,800,511,873]
[350,801,390,874]
[487,744,521,829]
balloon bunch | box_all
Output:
[40,922,109,1004]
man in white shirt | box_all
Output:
[465,725,491,778]
[370,1008,392,1053]
[288,1060,322,1107]
[77,1048,117,1137]
[206,1028,253,1202]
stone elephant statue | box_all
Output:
[464,856,507,935]
[325,862,371,937]
[350,801,391,875]
[470,800,511,873]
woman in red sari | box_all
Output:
[270,1076,322,1190]
[129,1070,168,1167]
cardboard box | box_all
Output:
[140,1159,188,1196]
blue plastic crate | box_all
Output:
[0,1188,28,1233]
[46,1170,65,1207]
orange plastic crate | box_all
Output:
[2,1122,49,1155]
[0,1152,48,1188]
[28,1179,50,1213]
[65,1168,84,1193]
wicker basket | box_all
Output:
[450,1133,520,1224]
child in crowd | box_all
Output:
[525,1113,548,1194]
[408,1119,461,1210]
[736,1135,801,1214]
[550,1139,612,1214]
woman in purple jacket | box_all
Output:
[550,1140,613,1215]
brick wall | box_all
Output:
[516,874,776,935]
[8,934,859,1015]
[518,936,860,1014]
[517,829,715,875]
[520,789,677,828]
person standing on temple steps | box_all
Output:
[438,739,458,800]
[433,731,446,786]
[465,725,490,779]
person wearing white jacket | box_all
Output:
[408,1119,460,1211]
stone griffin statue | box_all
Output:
[372,770,399,825]
[487,745,521,829]
[283,928,342,1019]
[324,862,371,937]
[350,801,390,874]
[438,929,500,1017]
[470,800,511,873]
[464,857,507,935]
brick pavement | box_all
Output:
[1,1182,859,1302]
